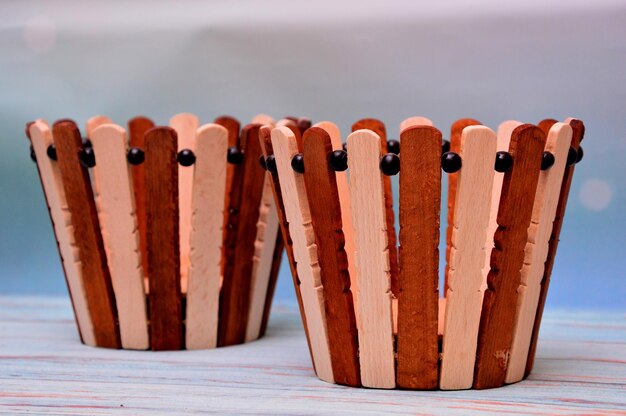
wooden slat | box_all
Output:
[251,114,274,125]
[272,125,334,383]
[215,115,240,234]
[85,115,113,139]
[302,127,361,387]
[218,124,266,346]
[473,124,546,389]
[525,118,585,377]
[399,116,433,132]
[91,124,149,350]
[440,126,497,390]
[145,127,183,350]
[185,124,228,349]
[52,120,120,348]
[506,122,572,382]
[28,121,96,346]
[169,113,199,292]
[396,125,441,389]
[258,230,284,338]
[348,129,395,389]
[538,118,558,135]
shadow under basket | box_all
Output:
[26,113,283,351]
[261,116,585,390]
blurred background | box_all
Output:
[1,0,624,310]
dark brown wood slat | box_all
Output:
[525,119,584,377]
[351,118,399,298]
[396,125,441,389]
[218,124,266,346]
[53,120,120,348]
[537,119,558,135]
[302,127,361,387]
[144,127,183,350]
[473,124,546,389]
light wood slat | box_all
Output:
[85,116,113,139]
[28,121,96,346]
[272,125,334,384]
[91,124,149,350]
[440,126,496,390]
[185,124,228,349]
[251,114,274,125]
[506,122,572,382]
[169,113,200,293]
[348,129,395,389]
[399,116,433,132]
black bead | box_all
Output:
[329,150,348,172]
[82,138,92,148]
[567,147,578,166]
[259,155,267,170]
[79,146,96,168]
[380,153,400,176]
[127,147,145,165]
[494,151,513,173]
[47,144,57,161]
[177,149,196,166]
[441,151,462,173]
[342,142,347,152]
[442,139,451,154]
[541,151,555,170]
[266,155,277,173]
[30,145,36,162]
[291,153,305,174]
[387,139,400,155]
[227,146,244,164]
[576,145,584,163]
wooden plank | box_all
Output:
[506,122,572,383]
[473,124,546,389]
[91,124,149,350]
[538,118,558,135]
[169,113,199,292]
[525,118,585,377]
[214,115,240,238]
[28,121,96,346]
[251,114,274,125]
[302,127,361,387]
[399,116,433,132]
[272,125,334,383]
[85,115,113,139]
[440,126,496,390]
[396,125,441,389]
[52,120,120,348]
[218,124,266,346]
[185,124,228,349]
[348,129,395,389]
[145,127,183,350]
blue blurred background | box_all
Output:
[1,1,624,310]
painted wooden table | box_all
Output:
[0,296,624,415]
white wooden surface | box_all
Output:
[0,296,624,415]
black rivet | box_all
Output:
[576,145,584,163]
[567,147,578,166]
[329,150,348,172]
[82,138,92,148]
[387,139,400,155]
[541,151,555,170]
[291,153,304,173]
[47,144,57,161]
[494,151,513,173]
[79,146,96,168]
[266,155,277,173]
[177,149,196,167]
[380,153,400,176]
[441,151,462,173]
[442,139,451,154]
[227,146,243,164]
[342,142,347,152]
[30,145,36,162]
[259,155,267,170]
[127,147,145,165]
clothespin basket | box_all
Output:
[26,113,284,351]
[260,116,585,390]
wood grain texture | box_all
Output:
[348,129,395,389]
[218,124,266,346]
[302,127,361,387]
[52,120,120,349]
[169,113,199,292]
[351,119,399,299]
[506,122,572,383]
[399,116,433,132]
[91,124,149,350]
[185,124,228,350]
[85,116,113,139]
[144,127,183,351]
[28,121,96,346]
[538,118,558,135]
[440,126,496,390]
[272,125,334,383]
[473,124,546,389]
[396,125,441,389]
[525,118,585,377]
[128,116,154,283]
[215,115,241,240]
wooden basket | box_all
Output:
[26,113,285,351]
[261,116,584,390]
